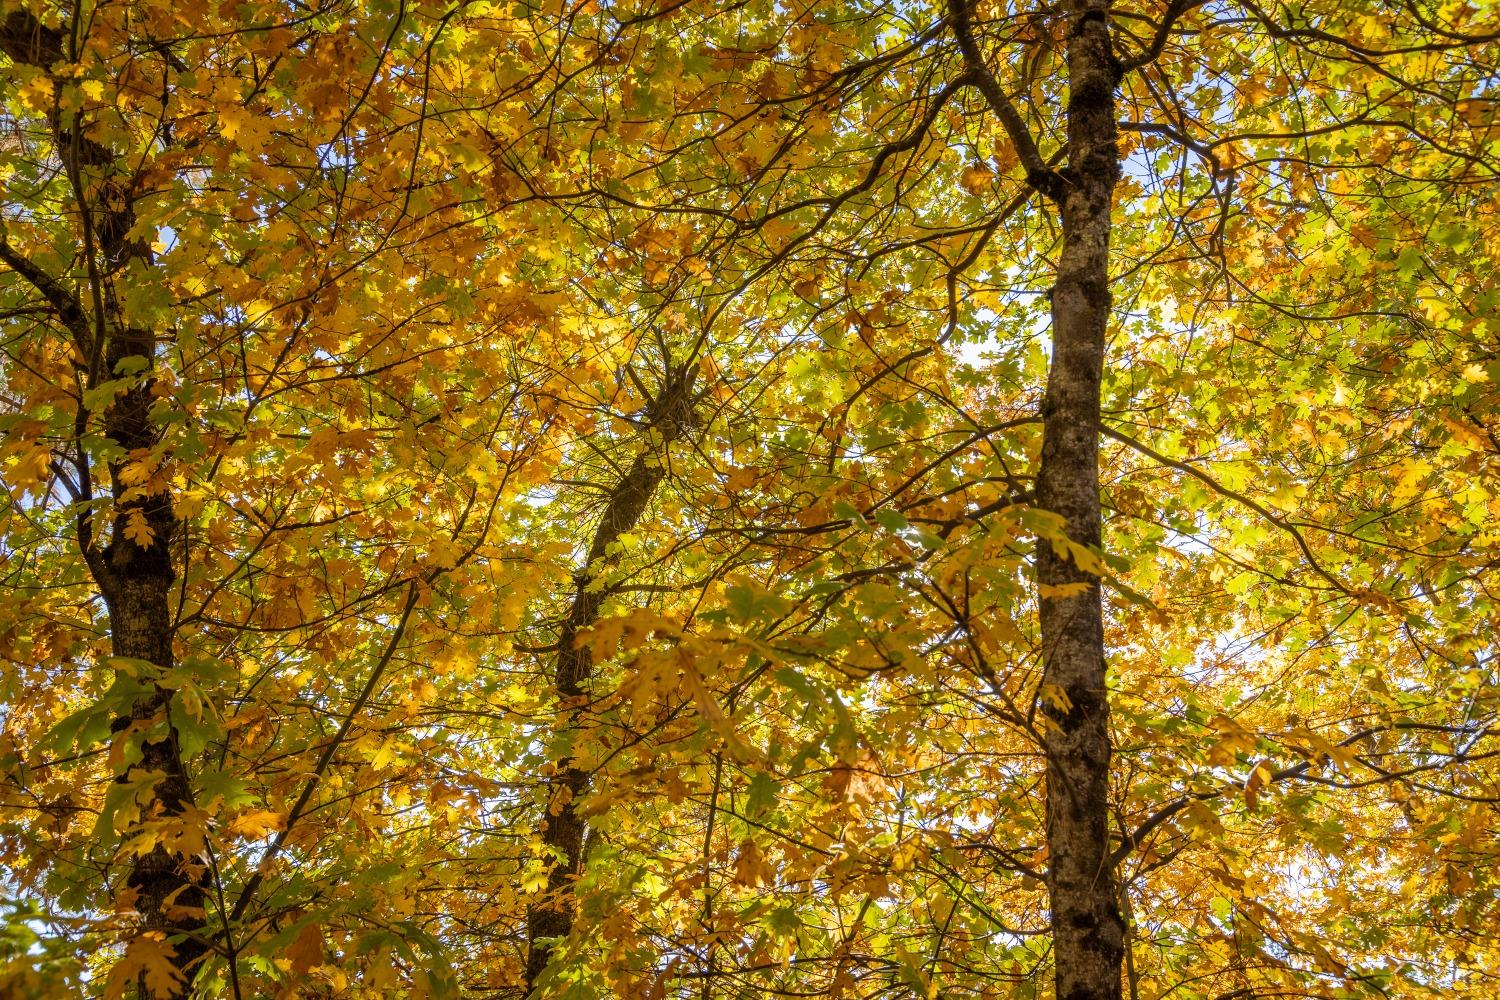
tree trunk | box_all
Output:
[99,348,209,994]
[0,12,208,995]
[525,367,696,993]
[1034,3,1126,1000]
[947,0,1126,993]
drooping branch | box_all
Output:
[1116,0,1210,74]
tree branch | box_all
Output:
[1117,0,1211,73]
[0,238,97,359]
[948,0,1064,201]
[1103,424,1354,597]
[227,582,422,925]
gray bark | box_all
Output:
[1035,3,1126,999]
[950,1,1126,998]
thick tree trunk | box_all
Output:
[1034,3,1126,1000]
[524,368,696,993]
[0,12,208,995]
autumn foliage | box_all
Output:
[1,1,1498,999]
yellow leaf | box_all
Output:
[1038,581,1091,599]
[104,932,182,1000]
[119,459,155,487]
[1039,683,1073,713]
[15,445,52,487]
[678,647,753,761]
[1181,799,1224,838]
[17,70,54,113]
[124,509,155,547]
[1207,715,1258,766]
[1244,759,1273,810]
[732,839,772,887]
[227,807,285,840]
[428,535,461,569]
[218,105,246,140]
[1060,539,1106,575]
[286,921,325,976]
[959,163,993,195]
[371,738,398,770]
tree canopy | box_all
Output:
[1,0,1497,998]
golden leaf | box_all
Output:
[123,509,155,547]
[104,933,182,1000]
[227,808,285,840]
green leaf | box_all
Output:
[746,771,779,818]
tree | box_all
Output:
[2,0,1497,998]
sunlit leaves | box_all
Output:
[1,0,1498,997]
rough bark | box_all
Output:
[950,1,1126,998]
[524,367,697,993]
[1034,3,1126,1000]
[99,346,210,996]
[1,11,208,995]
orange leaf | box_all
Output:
[287,921,326,976]
[227,807,285,840]
[959,163,993,195]
[1244,759,1274,811]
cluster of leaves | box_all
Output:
[0,0,1497,998]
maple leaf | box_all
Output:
[732,839,772,887]
[1207,716,1258,767]
[227,808,285,840]
[123,509,155,547]
[1,1,1497,997]
[958,163,994,195]
[286,922,326,976]
[104,933,182,1000]
[1244,759,1274,811]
